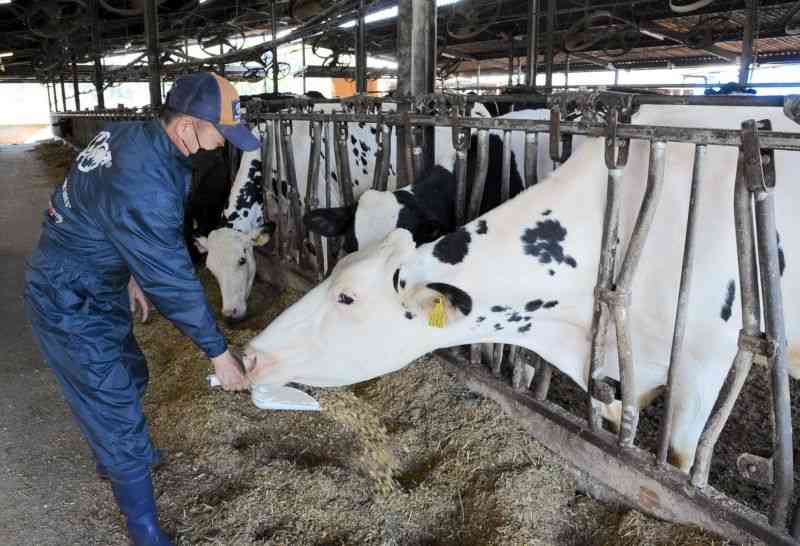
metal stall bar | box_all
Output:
[52,82,60,112]
[691,156,760,488]
[372,118,392,191]
[46,82,53,113]
[739,0,756,86]
[524,131,538,187]
[260,122,278,258]
[545,0,555,90]
[608,140,667,448]
[143,0,161,108]
[468,129,490,369]
[280,119,304,264]
[742,119,794,529]
[334,118,355,207]
[453,127,470,226]
[271,1,280,94]
[60,74,67,113]
[274,118,288,259]
[323,120,340,272]
[305,120,326,278]
[658,144,706,466]
[490,129,514,376]
[587,111,629,432]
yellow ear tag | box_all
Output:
[428,296,447,328]
[254,232,271,246]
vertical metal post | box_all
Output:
[45,81,53,112]
[301,39,307,95]
[564,53,569,88]
[476,61,481,91]
[143,0,161,108]
[658,144,706,466]
[468,129,490,370]
[60,74,67,112]
[305,120,325,278]
[525,0,538,87]
[523,131,538,187]
[545,0,555,90]
[507,39,514,88]
[396,0,437,181]
[90,0,104,109]
[71,53,81,111]
[356,0,367,94]
[740,0,756,86]
[453,127,470,226]
[271,1,280,94]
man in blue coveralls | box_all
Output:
[24,72,259,546]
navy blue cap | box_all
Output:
[166,72,260,151]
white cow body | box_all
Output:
[244,105,800,471]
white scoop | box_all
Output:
[207,375,321,411]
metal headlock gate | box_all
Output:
[53,91,800,544]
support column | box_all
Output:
[52,81,60,112]
[45,81,53,112]
[90,0,105,109]
[143,0,162,108]
[739,0,756,86]
[396,0,436,183]
[525,0,538,87]
[301,39,307,95]
[545,0,554,90]
[271,1,279,94]
[355,0,367,93]
[60,73,67,112]
[71,52,81,111]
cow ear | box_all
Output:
[194,236,209,254]
[303,206,355,237]
[403,281,473,329]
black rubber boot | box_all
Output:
[110,472,173,546]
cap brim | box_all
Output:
[216,122,260,151]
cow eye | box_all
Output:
[238,257,247,266]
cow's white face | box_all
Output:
[244,229,473,387]
[195,227,271,322]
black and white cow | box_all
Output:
[303,108,562,253]
[242,104,800,473]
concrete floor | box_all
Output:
[0,144,124,545]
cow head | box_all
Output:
[243,229,474,387]
[304,189,446,253]
[195,223,275,322]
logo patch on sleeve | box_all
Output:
[232,100,241,121]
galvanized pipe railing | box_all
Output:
[658,143,706,466]
[372,119,392,191]
[305,120,325,279]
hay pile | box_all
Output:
[30,139,77,185]
[89,270,748,545]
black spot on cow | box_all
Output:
[399,280,406,289]
[508,312,523,322]
[242,210,249,217]
[720,280,735,322]
[405,311,414,320]
[370,127,377,135]
[362,169,368,175]
[525,300,543,312]
[352,147,360,157]
[433,228,471,265]
[523,316,532,322]
[358,121,366,129]
[549,270,555,276]
[427,283,472,316]
[350,135,357,145]
[354,180,359,186]
[521,218,577,268]
[518,323,532,333]
[476,220,488,235]
[543,300,558,309]
[778,231,786,276]
[338,293,354,305]
[360,157,368,167]
[494,323,504,331]
[542,209,552,216]
[393,269,400,292]
[331,172,338,181]
[360,141,370,153]
[491,305,508,312]
[476,316,486,323]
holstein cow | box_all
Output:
[193,102,495,318]
[303,108,562,253]
[242,105,799,472]
[194,151,275,322]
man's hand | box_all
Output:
[128,276,150,323]
[212,349,249,391]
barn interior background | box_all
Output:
[4,0,800,544]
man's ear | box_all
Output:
[303,206,355,237]
[194,236,209,254]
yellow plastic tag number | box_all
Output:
[428,296,447,328]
